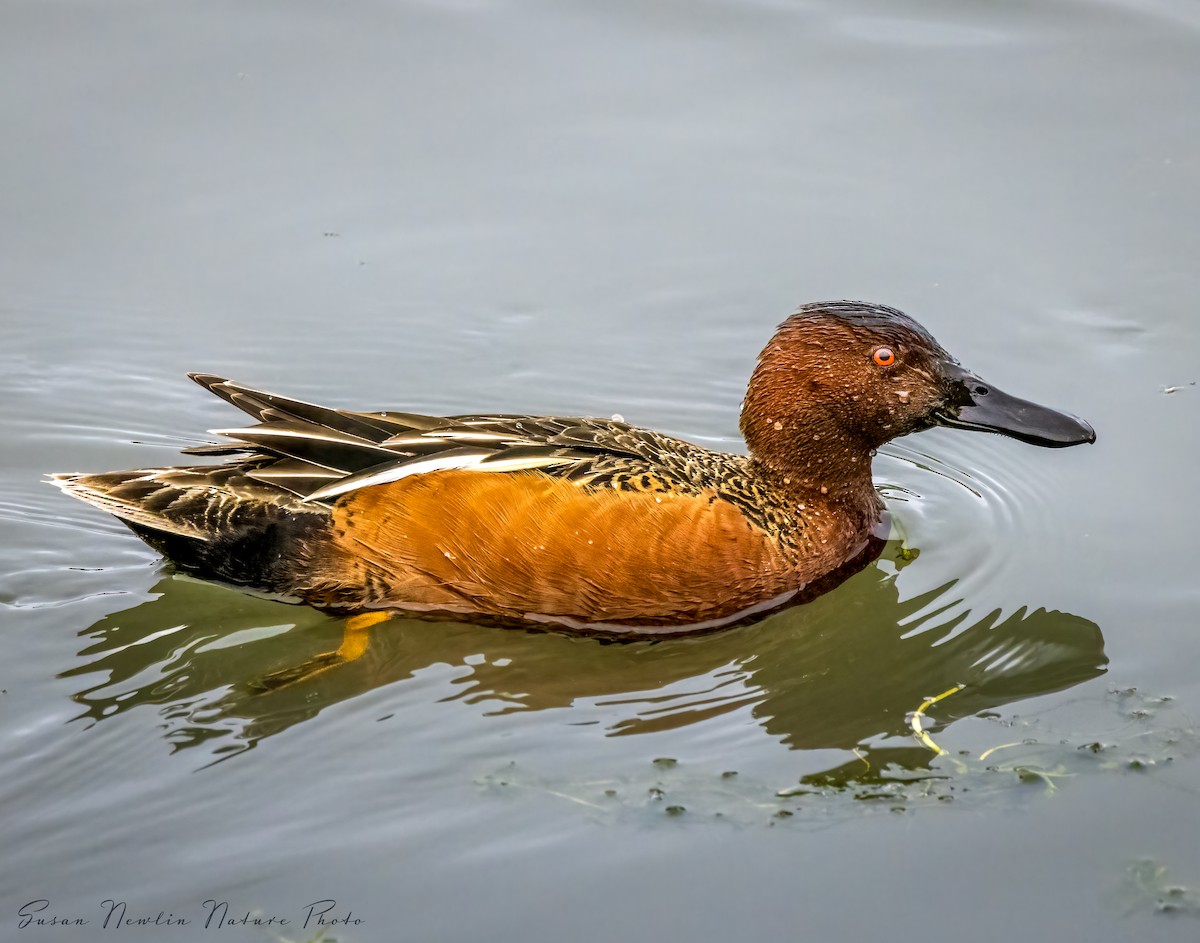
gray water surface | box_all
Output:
[3,1,1199,941]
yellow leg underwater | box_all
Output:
[337,610,392,660]
[253,611,394,691]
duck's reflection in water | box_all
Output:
[59,539,1106,769]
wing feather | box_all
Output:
[178,376,732,503]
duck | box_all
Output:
[53,301,1095,636]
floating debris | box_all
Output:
[908,682,966,755]
[1124,859,1200,918]
[472,685,1197,825]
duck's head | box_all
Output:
[741,300,1095,485]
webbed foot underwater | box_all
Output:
[53,301,1095,634]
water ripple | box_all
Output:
[877,431,1073,633]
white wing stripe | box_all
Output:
[303,453,575,502]
[304,454,487,501]
[381,430,531,446]
[251,467,341,479]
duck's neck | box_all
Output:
[745,441,882,531]
[739,353,882,519]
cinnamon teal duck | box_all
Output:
[54,301,1095,635]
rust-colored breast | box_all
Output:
[311,470,801,629]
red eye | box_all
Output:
[873,347,896,367]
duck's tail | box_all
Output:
[51,466,327,591]
[52,469,215,539]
